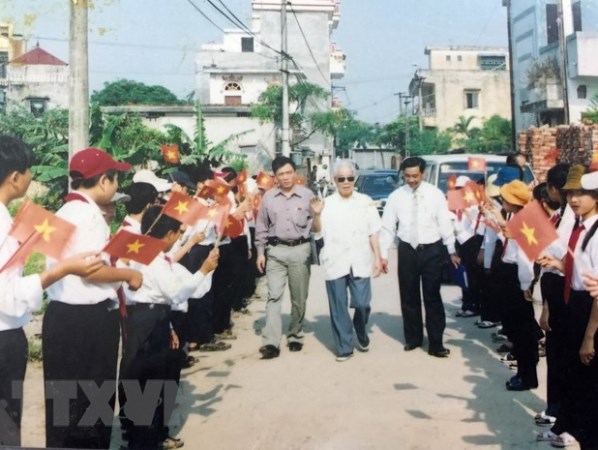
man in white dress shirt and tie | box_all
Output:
[380,157,460,358]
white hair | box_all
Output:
[332,159,357,177]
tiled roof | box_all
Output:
[10,45,67,66]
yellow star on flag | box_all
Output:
[34,219,56,242]
[216,186,226,194]
[464,190,475,204]
[471,160,480,169]
[167,150,177,160]
[127,239,145,254]
[261,176,269,184]
[207,209,217,218]
[520,222,538,246]
[174,201,189,215]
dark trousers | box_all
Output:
[118,304,174,449]
[555,290,598,448]
[0,328,27,447]
[180,244,215,344]
[494,262,540,388]
[43,300,120,449]
[540,272,568,418]
[479,239,503,323]
[397,240,446,351]
[239,226,259,300]
[457,235,483,313]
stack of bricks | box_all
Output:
[518,124,598,182]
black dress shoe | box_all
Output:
[288,342,303,352]
[259,345,280,359]
[505,378,532,391]
[404,344,421,351]
[428,347,450,358]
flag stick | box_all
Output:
[0,230,37,273]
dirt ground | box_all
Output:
[20,251,556,449]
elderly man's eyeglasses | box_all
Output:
[336,176,355,183]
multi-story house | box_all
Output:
[195,0,344,168]
[408,46,512,132]
[0,22,25,113]
[504,0,598,132]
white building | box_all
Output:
[195,0,344,168]
[0,22,25,113]
[504,0,598,132]
[6,44,69,114]
[408,46,512,131]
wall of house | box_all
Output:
[6,64,68,111]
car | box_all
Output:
[354,169,398,215]
[398,154,535,193]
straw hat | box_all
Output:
[500,180,531,206]
[562,165,586,190]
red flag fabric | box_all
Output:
[196,185,214,200]
[465,180,486,204]
[163,192,206,226]
[590,149,598,172]
[236,170,248,185]
[221,214,244,239]
[447,190,467,212]
[160,144,180,164]
[468,157,487,172]
[462,182,480,206]
[205,178,231,200]
[104,230,167,265]
[506,200,559,261]
[256,171,275,191]
[447,174,457,191]
[296,177,306,186]
[3,201,76,271]
[202,203,229,227]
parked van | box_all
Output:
[399,154,535,193]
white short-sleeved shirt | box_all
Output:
[46,192,119,305]
[318,192,382,280]
[0,203,43,330]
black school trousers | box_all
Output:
[0,327,27,447]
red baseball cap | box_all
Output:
[69,148,132,179]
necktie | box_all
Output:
[410,190,419,249]
[564,221,584,304]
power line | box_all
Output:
[34,35,200,52]
[184,0,227,34]
[288,4,330,86]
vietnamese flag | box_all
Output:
[104,230,167,265]
[296,177,306,186]
[196,184,214,200]
[256,171,275,191]
[201,203,229,227]
[447,174,457,191]
[206,178,231,198]
[2,201,76,271]
[221,214,244,238]
[468,157,487,172]
[462,182,480,206]
[447,190,467,212]
[161,144,180,164]
[506,200,559,261]
[236,170,248,185]
[163,192,206,226]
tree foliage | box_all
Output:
[582,93,598,124]
[91,79,183,106]
[460,115,513,153]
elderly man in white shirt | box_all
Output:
[380,157,460,358]
[311,160,382,361]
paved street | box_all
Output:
[20,250,551,449]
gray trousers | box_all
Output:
[262,242,311,347]
[325,273,372,356]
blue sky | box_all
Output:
[3,0,507,124]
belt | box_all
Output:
[128,303,171,311]
[268,237,310,247]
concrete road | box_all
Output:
[20,250,553,449]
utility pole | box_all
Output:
[557,0,570,124]
[504,0,518,150]
[280,0,291,157]
[394,92,403,116]
[68,0,90,159]
[417,72,424,132]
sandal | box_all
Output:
[534,411,556,426]
[199,341,231,352]
[160,437,184,449]
[537,430,558,442]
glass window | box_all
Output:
[572,1,582,32]
[241,37,254,52]
[0,52,8,79]
[446,55,451,62]
[464,90,479,109]
[546,4,559,45]
[29,98,47,116]
[577,85,587,99]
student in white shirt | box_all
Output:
[0,136,102,447]
[43,148,143,449]
[380,157,459,358]
[311,160,382,361]
[119,205,218,450]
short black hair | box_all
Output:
[400,156,426,173]
[546,163,570,190]
[221,166,237,183]
[125,182,158,215]
[188,164,214,184]
[272,156,296,174]
[0,135,34,185]
[141,205,182,239]
[71,170,117,190]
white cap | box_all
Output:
[581,171,598,190]
[132,169,172,192]
[455,175,471,188]
[110,192,131,203]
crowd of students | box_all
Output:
[452,159,598,449]
[0,136,262,449]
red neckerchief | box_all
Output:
[64,192,90,203]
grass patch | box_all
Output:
[28,336,43,362]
